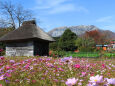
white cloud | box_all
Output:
[75,6,89,13]
[96,16,113,22]
[34,0,88,14]
[35,0,67,9]
[49,4,76,14]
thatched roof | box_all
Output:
[0,20,55,42]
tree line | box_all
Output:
[50,29,111,52]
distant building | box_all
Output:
[110,40,115,49]
[96,40,115,51]
[0,20,55,56]
[96,45,108,51]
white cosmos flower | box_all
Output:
[89,75,103,84]
[65,77,78,86]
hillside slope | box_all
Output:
[48,25,99,37]
[48,25,115,40]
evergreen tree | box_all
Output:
[58,29,77,51]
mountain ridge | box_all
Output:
[48,25,115,40]
[48,25,100,37]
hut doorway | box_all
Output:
[34,41,49,56]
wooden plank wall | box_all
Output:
[6,41,34,56]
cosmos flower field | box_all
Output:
[0,56,115,86]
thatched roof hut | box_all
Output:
[0,20,55,56]
[0,20,54,42]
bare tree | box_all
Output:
[0,1,33,29]
[0,1,16,29]
[15,5,32,27]
[0,18,9,28]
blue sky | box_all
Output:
[4,0,115,32]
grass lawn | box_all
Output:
[0,56,115,86]
[51,51,115,58]
[65,52,100,58]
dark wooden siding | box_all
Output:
[34,40,49,56]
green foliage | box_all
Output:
[50,50,101,58]
[0,42,5,49]
[0,42,5,56]
[49,37,60,51]
[49,50,67,57]
[79,46,95,52]
[75,37,95,52]
[58,29,77,51]
[104,53,115,58]
[0,28,14,37]
[0,28,14,51]
[49,50,115,58]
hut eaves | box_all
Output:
[0,20,55,42]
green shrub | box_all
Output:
[49,50,67,57]
[0,50,5,56]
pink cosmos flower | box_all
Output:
[87,83,98,86]
[5,73,11,77]
[46,63,53,67]
[10,60,15,64]
[0,49,3,52]
[57,68,64,71]
[5,65,11,70]
[0,63,3,66]
[89,75,103,84]
[81,72,86,77]
[78,82,82,86]
[74,64,80,68]
[24,64,30,69]
[0,56,4,60]
[61,57,72,63]
[32,80,36,83]
[106,78,115,85]
[65,77,78,86]
[102,64,106,68]
[32,58,37,61]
